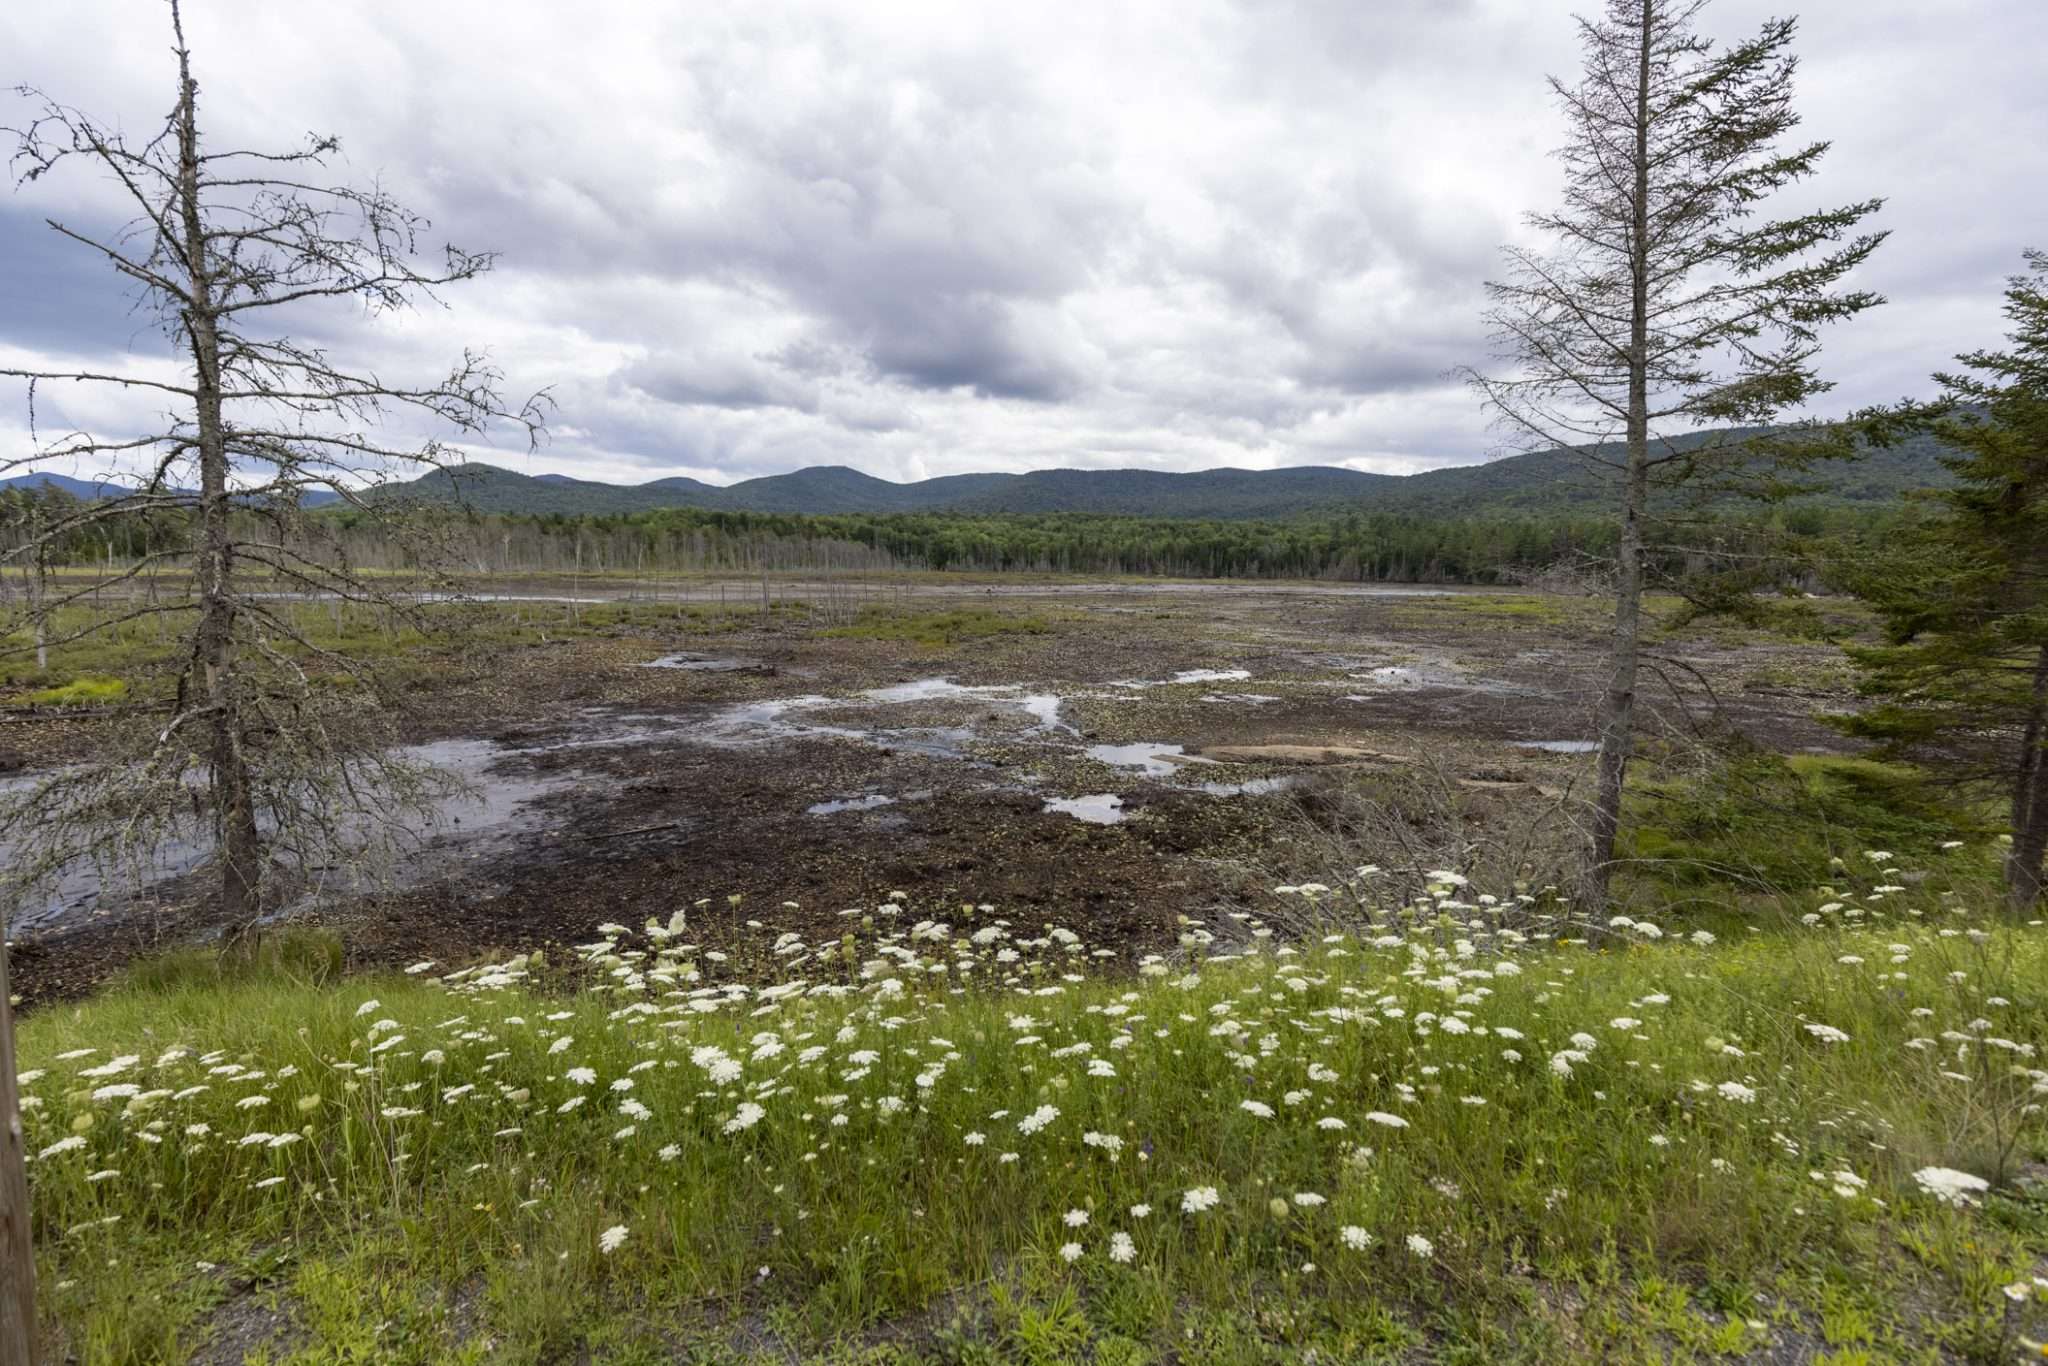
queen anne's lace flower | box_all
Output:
[1913,1166,1990,1207]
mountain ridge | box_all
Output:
[2,425,1957,521]
[347,426,1954,519]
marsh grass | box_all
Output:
[822,607,1053,648]
[0,596,805,701]
[1381,592,1596,634]
[14,853,2048,1363]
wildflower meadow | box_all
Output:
[15,853,2048,1362]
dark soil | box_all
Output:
[4,580,1868,1006]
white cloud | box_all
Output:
[2,0,2042,487]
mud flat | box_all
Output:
[2,577,1865,1003]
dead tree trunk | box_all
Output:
[175,38,263,932]
[27,556,46,675]
[0,914,38,1364]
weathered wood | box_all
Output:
[0,911,39,1366]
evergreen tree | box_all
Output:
[1468,0,1885,906]
[1840,251,2048,910]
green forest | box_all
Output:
[3,477,1913,586]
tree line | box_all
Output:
[8,484,1912,588]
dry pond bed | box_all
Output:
[3,578,1863,1004]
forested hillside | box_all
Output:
[300,498,1910,584]
[320,421,1956,520]
[5,455,1928,587]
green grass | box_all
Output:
[15,854,2048,1363]
[822,607,1052,648]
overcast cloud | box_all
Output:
[3,0,2042,488]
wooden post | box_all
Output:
[0,910,39,1365]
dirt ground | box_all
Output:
[3,578,1865,1005]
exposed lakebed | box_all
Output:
[7,656,1508,930]
[7,577,1860,1004]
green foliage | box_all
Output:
[1835,250,2048,905]
[1620,751,1995,901]
[312,467,1948,589]
[8,420,1960,592]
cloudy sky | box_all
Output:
[3,0,2042,488]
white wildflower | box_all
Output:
[1912,1166,1990,1207]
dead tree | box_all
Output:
[0,924,32,1362]
[0,2,546,928]
[1465,0,1884,907]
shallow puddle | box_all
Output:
[1355,664,1457,688]
[1112,668,1253,689]
[1348,663,1548,698]
[1195,775,1300,797]
[1085,741,1213,777]
[7,667,1312,929]
[1017,694,1071,733]
[1043,794,1127,824]
[1509,739,1599,753]
[807,794,898,815]
[2,737,575,933]
[641,653,754,671]
[860,678,1072,733]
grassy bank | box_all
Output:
[14,855,2048,1363]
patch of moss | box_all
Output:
[1450,593,1576,622]
[24,674,128,706]
[822,607,1051,648]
